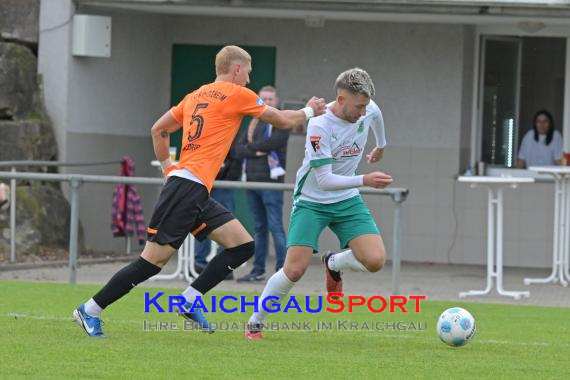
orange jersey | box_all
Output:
[168,82,267,191]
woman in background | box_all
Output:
[517,109,563,168]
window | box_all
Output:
[479,36,566,167]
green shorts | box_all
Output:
[287,195,380,252]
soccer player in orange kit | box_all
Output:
[73,45,326,337]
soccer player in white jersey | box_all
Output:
[245,68,393,340]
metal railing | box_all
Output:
[0,168,409,294]
[0,161,123,265]
[0,160,123,168]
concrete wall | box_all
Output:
[61,12,170,252]
[38,5,557,268]
[67,12,170,136]
[38,0,74,162]
[167,17,464,148]
[39,5,170,252]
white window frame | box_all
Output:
[470,25,570,167]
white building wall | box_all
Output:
[67,12,170,136]
[38,0,75,162]
[38,5,170,252]
[38,6,556,268]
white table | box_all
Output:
[525,166,570,287]
[458,176,534,300]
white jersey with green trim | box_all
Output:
[293,100,386,204]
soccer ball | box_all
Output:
[436,307,476,347]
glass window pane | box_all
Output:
[479,36,566,168]
[481,39,520,167]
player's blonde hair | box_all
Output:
[215,45,252,75]
[335,68,375,98]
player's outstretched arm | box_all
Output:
[150,111,182,171]
[314,165,392,191]
[314,165,364,191]
[259,96,326,129]
[313,164,393,191]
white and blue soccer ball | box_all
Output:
[436,307,476,347]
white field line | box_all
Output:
[363,333,552,347]
[3,312,141,324]
[2,312,564,348]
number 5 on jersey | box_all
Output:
[188,103,208,142]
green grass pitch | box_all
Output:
[0,281,568,379]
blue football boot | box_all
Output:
[176,296,215,334]
[73,304,105,337]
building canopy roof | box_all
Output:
[77,0,570,23]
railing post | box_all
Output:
[391,191,404,295]
[68,178,82,284]
[10,167,16,263]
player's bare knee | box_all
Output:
[283,265,306,282]
[364,251,385,272]
[141,254,168,268]
[141,244,176,268]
